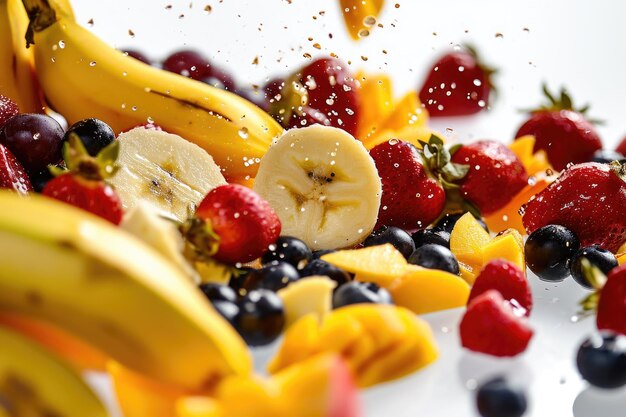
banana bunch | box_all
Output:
[0,191,251,392]
[21,0,283,182]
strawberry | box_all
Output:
[0,95,19,128]
[42,134,123,224]
[369,136,467,229]
[450,140,528,215]
[515,85,602,171]
[522,162,626,253]
[597,264,626,335]
[183,184,281,264]
[0,143,33,195]
[469,259,532,316]
[418,46,495,117]
[270,57,361,135]
[460,289,534,357]
[286,106,331,130]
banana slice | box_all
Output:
[110,127,227,221]
[121,202,199,282]
[254,125,381,250]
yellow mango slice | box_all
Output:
[509,135,552,176]
[388,268,470,314]
[278,276,336,327]
[618,252,625,265]
[482,230,525,272]
[459,262,478,285]
[321,244,407,287]
[450,212,491,272]
[339,0,385,41]
[355,72,395,140]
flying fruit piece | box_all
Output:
[338,0,384,40]
[109,127,227,222]
[254,125,382,250]
[277,276,336,327]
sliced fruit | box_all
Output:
[0,312,107,371]
[459,263,478,284]
[253,125,382,250]
[388,268,470,314]
[109,127,227,222]
[268,304,438,387]
[321,244,408,287]
[481,229,525,271]
[109,361,186,417]
[508,135,552,176]
[277,276,336,327]
[355,72,395,141]
[450,212,491,272]
[339,0,384,41]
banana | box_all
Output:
[23,0,282,181]
[110,127,227,221]
[253,125,382,250]
[0,325,108,417]
[121,201,199,282]
[0,191,251,389]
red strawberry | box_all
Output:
[469,259,532,316]
[0,143,33,195]
[419,46,495,117]
[270,57,361,135]
[616,136,626,157]
[0,95,19,128]
[522,162,626,253]
[185,184,281,264]
[450,140,528,215]
[369,136,467,229]
[460,290,534,357]
[515,85,602,171]
[42,135,123,224]
[597,264,626,335]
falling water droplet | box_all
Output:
[238,127,249,139]
[89,61,97,67]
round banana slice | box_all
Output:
[254,125,381,250]
[109,127,227,221]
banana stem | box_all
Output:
[22,0,57,46]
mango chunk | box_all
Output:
[450,213,491,272]
[509,135,552,176]
[388,268,470,314]
[277,276,336,327]
[482,230,525,272]
[355,72,395,140]
[321,244,408,287]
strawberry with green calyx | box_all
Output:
[369,135,468,230]
[515,84,602,171]
[42,134,123,224]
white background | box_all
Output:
[70,1,626,416]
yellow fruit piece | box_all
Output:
[509,135,552,176]
[355,72,395,140]
[482,230,525,272]
[364,125,437,150]
[321,244,407,286]
[339,0,385,41]
[0,313,108,371]
[459,263,477,285]
[484,173,555,233]
[617,242,625,265]
[268,304,438,387]
[450,212,491,272]
[388,268,470,314]
[109,361,187,417]
[195,259,234,285]
[277,276,336,327]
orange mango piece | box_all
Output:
[339,0,385,41]
[321,244,408,287]
[355,72,395,140]
[458,263,478,285]
[617,242,625,265]
[450,212,491,273]
[509,135,552,176]
[109,361,187,417]
[481,230,525,272]
[0,313,107,371]
[388,268,470,314]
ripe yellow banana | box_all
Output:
[0,325,108,417]
[0,190,251,390]
[23,0,283,181]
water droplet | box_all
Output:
[238,127,249,139]
[473,79,481,86]
[441,326,449,333]
[147,116,154,124]
[58,40,65,49]
[89,61,97,67]
[32,133,41,140]
[131,106,137,111]
[363,15,376,27]
[388,138,399,145]
[358,29,370,38]
[458,66,465,72]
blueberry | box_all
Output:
[198,282,237,303]
[411,228,451,249]
[332,281,393,309]
[241,262,300,292]
[212,300,239,326]
[261,236,312,269]
[363,226,415,259]
[569,246,618,289]
[300,258,350,287]
[28,167,56,193]
[576,332,626,389]
[434,212,488,234]
[525,224,580,281]
[591,149,626,164]
[229,266,254,293]
[408,243,460,275]
[476,377,527,417]
[64,118,116,157]
[235,289,285,346]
